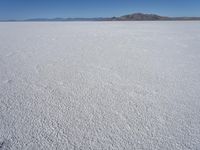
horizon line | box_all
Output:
[1,12,200,22]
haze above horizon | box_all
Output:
[0,0,200,20]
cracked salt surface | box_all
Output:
[0,21,200,150]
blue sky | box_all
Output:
[0,0,200,19]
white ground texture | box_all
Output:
[0,22,200,150]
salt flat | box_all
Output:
[0,21,200,149]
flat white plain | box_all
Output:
[0,22,200,150]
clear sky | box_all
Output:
[0,0,200,20]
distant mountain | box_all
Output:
[1,13,200,22]
[117,13,170,21]
[112,13,200,21]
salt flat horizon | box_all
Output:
[0,21,200,149]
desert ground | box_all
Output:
[0,21,200,149]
